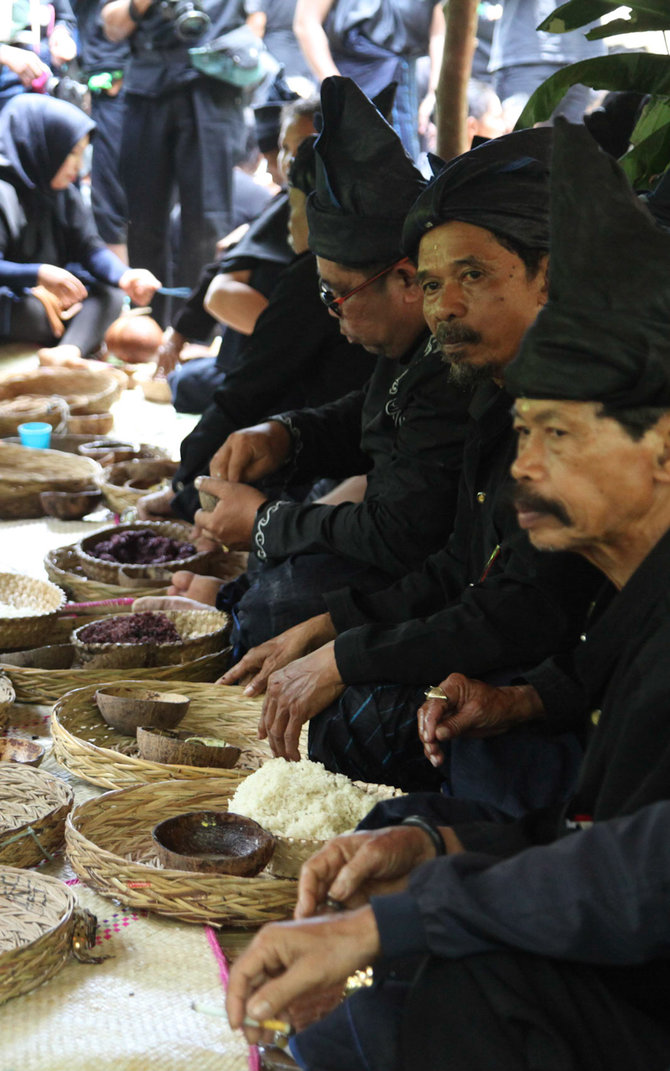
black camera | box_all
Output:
[157,0,211,41]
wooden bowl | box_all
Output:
[0,736,45,766]
[39,488,102,520]
[94,685,190,735]
[79,440,135,465]
[136,726,241,769]
[151,811,274,875]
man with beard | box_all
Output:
[221,126,602,809]
[225,120,670,1071]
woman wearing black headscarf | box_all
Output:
[0,94,159,365]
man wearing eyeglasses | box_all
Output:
[191,78,473,648]
[220,122,602,809]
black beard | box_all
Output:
[447,361,501,389]
[513,487,573,528]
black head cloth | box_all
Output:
[402,127,553,259]
[506,119,670,410]
[288,134,317,196]
[306,76,425,267]
[253,73,300,153]
[0,93,94,193]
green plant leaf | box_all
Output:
[619,120,670,187]
[539,1,620,34]
[516,53,670,129]
[540,0,670,33]
[586,13,670,38]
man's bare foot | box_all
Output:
[167,570,222,606]
[38,344,87,368]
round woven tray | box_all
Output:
[0,394,69,438]
[52,679,267,789]
[75,521,219,586]
[66,778,297,926]
[44,544,169,601]
[71,607,229,669]
[0,366,120,414]
[0,765,74,869]
[0,645,230,703]
[0,573,66,651]
[97,459,179,515]
[0,674,15,733]
[0,442,101,520]
[0,866,96,1005]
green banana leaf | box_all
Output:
[517,53,670,129]
[586,13,670,39]
[619,98,670,187]
[539,0,670,33]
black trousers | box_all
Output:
[1,282,123,357]
[90,89,128,246]
[291,951,670,1071]
[120,78,245,325]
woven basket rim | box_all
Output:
[0,443,100,485]
[75,520,212,580]
[72,608,228,653]
[66,777,296,925]
[52,679,266,788]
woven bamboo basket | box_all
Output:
[71,608,229,669]
[0,366,120,414]
[75,521,219,585]
[51,679,267,789]
[0,765,74,868]
[0,442,101,519]
[0,573,66,650]
[97,459,179,515]
[66,778,297,926]
[66,411,115,436]
[44,544,169,602]
[0,394,69,437]
[0,867,98,1005]
[0,674,15,732]
[1,646,230,703]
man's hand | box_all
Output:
[118,268,161,306]
[153,327,185,377]
[219,613,337,695]
[226,908,380,1044]
[418,674,545,767]
[0,44,50,87]
[296,825,444,919]
[260,641,344,760]
[193,476,267,549]
[36,265,87,309]
[137,487,176,521]
[209,421,291,483]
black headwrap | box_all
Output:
[306,77,425,267]
[506,120,670,411]
[402,127,553,259]
[253,73,300,153]
[288,134,317,196]
[0,94,94,193]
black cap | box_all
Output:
[506,120,670,410]
[402,127,553,259]
[306,77,425,267]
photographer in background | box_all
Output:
[101,0,255,325]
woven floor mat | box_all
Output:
[0,881,253,1071]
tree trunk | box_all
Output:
[435,0,478,163]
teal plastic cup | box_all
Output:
[18,422,52,449]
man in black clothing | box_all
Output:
[225,121,670,1071]
[190,78,472,647]
[223,125,600,807]
[101,0,248,325]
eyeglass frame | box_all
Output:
[318,257,409,317]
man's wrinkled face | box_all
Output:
[277,115,315,184]
[287,187,309,254]
[417,220,547,386]
[511,398,660,556]
[316,256,400,357]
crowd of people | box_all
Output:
[2,3,669,1069]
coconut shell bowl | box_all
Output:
[151,811,275,876]
[0,736,45,766]
[39,488,102,520]
[136,727,240,769]
[94,685,191,735]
